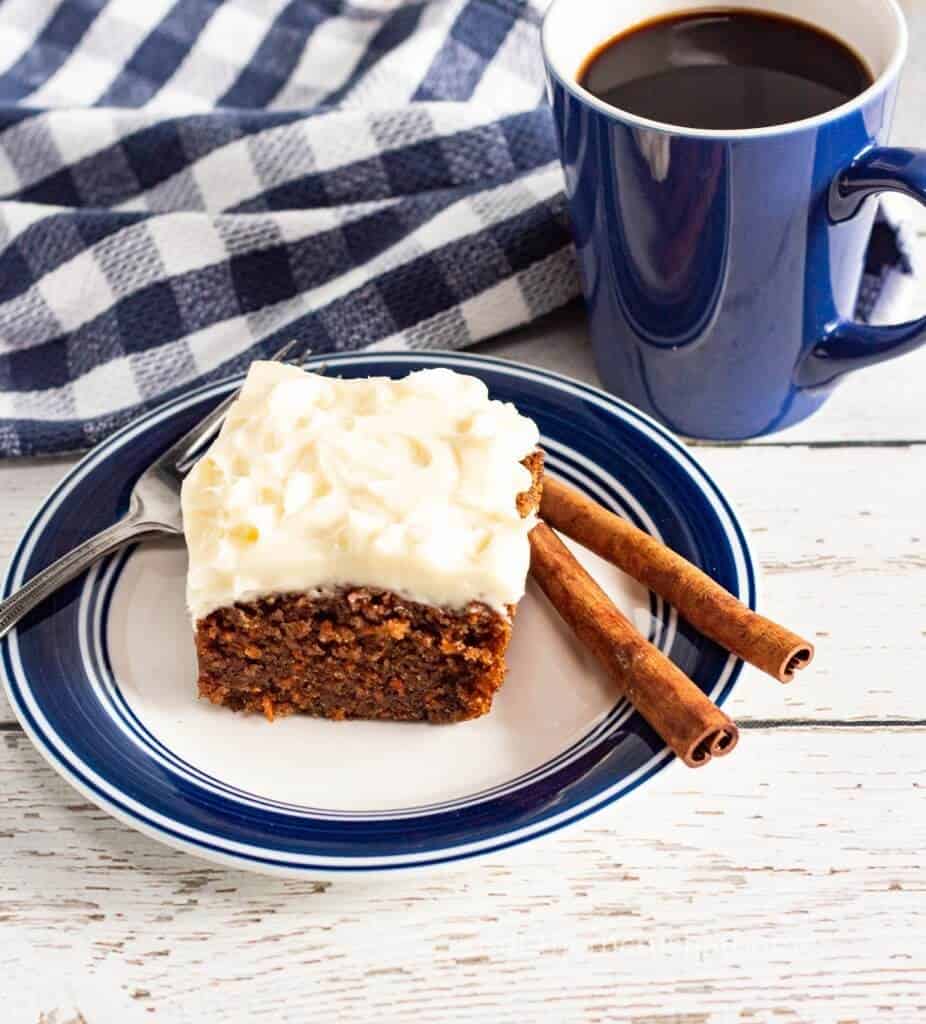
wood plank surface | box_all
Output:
[1,728,922,1023]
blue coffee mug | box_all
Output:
[542,0,926,439]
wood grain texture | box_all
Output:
[697,446,926,723]
[0,729,922,1023]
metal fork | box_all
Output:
[0,340,304,641]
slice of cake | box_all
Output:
[181,361,542,723]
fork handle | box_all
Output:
[0,517,169,641]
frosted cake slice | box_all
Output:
[181,362,542,722]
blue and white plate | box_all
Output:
[1,352,754,876]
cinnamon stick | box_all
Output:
[529,522,738,768]
[540,477,814,683]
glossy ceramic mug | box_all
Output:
[542,0,926,439]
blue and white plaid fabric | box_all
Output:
[0,0,918,455]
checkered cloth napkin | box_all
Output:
[0,0,919,456]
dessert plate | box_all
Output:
[1,352,754,876]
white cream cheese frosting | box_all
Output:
[181,362,541,621]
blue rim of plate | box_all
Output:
[1,352,755,876]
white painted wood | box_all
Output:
[1,729,922,1023]
[0,456,72,561]
[698,445,926,723]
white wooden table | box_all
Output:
[3,311,925,1024]
[4,16,926,1023]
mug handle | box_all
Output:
[797,146,926,388]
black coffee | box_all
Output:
[578,9,873,130]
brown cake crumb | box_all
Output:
[197,587,513,722]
